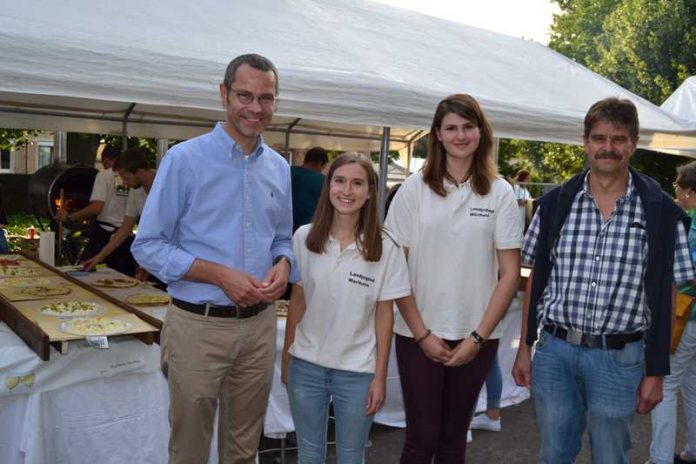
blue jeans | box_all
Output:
[650,321,696,463]
[531,330,644,464]
[287,356,375,464]
[484,353,502,410]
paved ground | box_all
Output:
[259,396,688,463]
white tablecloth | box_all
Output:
[0,275,529,463]
[266,296,530,433]
[0,325,171,464]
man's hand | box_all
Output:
[258,260,290,301]
[512,345,532,387]
[636,375,663,414]
[281,348,290,386]
[56,208,69,222]
[365,377,386,415]
[444,338,480,367]
[135,267,150,282]
[82,256,100,271]
[217,267,268,307]
[419,333,453,363]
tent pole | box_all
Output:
[156,139,168,167]
[121,103,136,149]
[53,131,67,164]
[378,126,391,223]
[406,130,424,175]
[285,118,301,165]
[493,137,499,165]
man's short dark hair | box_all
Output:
[223,53,279,94]
[584,97,639,140]
[304,147,329,166]
[101,145,120,160]
[113,148,149,174]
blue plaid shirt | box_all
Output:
[522,172,694,335]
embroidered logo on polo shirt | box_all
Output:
[470,207,494,217]
[348,272,375,288]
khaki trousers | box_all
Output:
[161,304,276,464]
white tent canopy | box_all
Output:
[1,0,696,153]
[662,76,696,124]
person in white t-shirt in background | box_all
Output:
[385,94,523,463]
[281,152,411,464]
[511,169,532,230]
[469,169,533,435]
[82,149,155,282]
[57,145,134,275]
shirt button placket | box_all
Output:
[244,157,252,272]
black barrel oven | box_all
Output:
[28,164,98,231]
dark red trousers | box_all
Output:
[396,334,499,464]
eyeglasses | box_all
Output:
[230,88,276,108]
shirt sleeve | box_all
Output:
[377,240,411,302]
[673,222,696,284]
[494,186,524,249]
[89,170,110,202]
[124,189,138,218]
[521,209,542,266]
[384,178,417,248]
[272,163,299,283]
[291,226,306,288]
[130,151,196,283]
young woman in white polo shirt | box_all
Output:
[385,94,523,463]
[281,152,411,464]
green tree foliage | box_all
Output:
[499,0,696,191]
[548,0,619,68]
[594,0,696,104]
[0,129,40,151]
[498,139,585,191]
[101,136,181,167]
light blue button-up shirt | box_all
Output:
[131,123,297,305]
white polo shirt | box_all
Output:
[289,224,411,373]
[385,172,523,340]
[125,187,147,219]
[90,168,127,230]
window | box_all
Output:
[0,149,11,172]
[37,144,53,168]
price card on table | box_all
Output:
[86,336,109,349]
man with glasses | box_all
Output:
[132,53,297,464]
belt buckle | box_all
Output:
[565,330,583,346]
[238,304,254,318]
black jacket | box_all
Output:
[526,167,690,376]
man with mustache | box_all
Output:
[512,97,695,463]
[132,53,296,464]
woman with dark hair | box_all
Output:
[647,161,696,464]
[385,94,522,463]
[281,152,411,463]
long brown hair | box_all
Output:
[306,152,383,262]
[422,94,497,196]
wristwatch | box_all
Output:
[273,255,292,272]
[470,330,487,346]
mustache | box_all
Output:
[595,150,622,160]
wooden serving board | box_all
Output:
[0,280,80,302]
[0,275,65,288]
[0,253,161,360]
